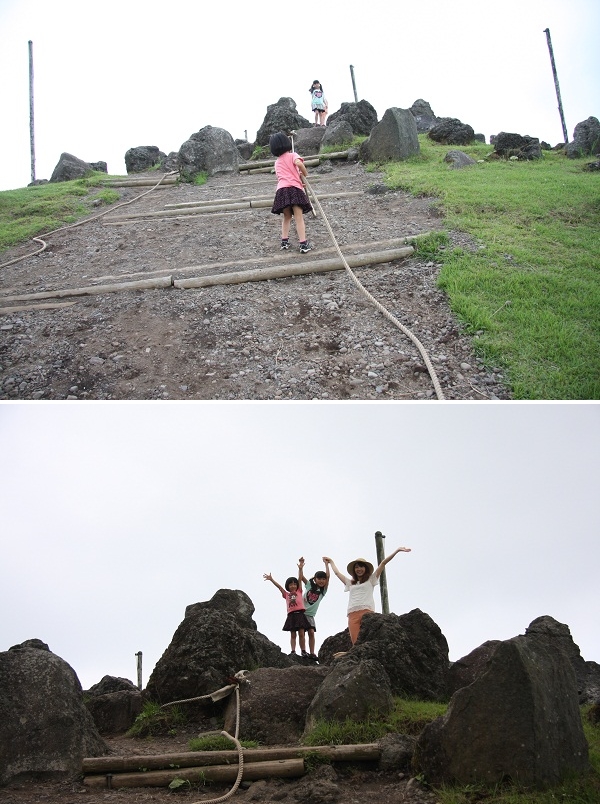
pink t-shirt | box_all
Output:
[283,589,306,614]
[275,151,305,191]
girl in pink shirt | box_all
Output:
[269,132,313,254]
[263,572,312,655]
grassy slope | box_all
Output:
[384,137,600,400]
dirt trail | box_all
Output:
[0,160,510,400]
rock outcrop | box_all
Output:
[359,108,420,163]
[566,116,600,158]
[327,100,378,136]
[409,99,439,133]
[223,665,328,744]
[414,622,590,788]
[177,126,239,180]
[124,146,165,173]
[0,639,108,785]
[145,589,291,703]
[255,97,312,147]
[50,152,104,182]
[428,118,475,146]
[304,655,394,733]
[491,131,542,160]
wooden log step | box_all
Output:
[0,301,76,315]
[82,743,380,774]
[174,247,414,289]
[103,192,363,223]
[83,758,305,789]
[0,276,173,304]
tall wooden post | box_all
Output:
[543,28,569,145]
[350,65,358,103]
[135,651,143,690]
[28,40,36,183]
[374,530,389,614]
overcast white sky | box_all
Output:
[0,0,598,191]
[1,402,598,692]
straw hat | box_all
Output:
[347,558,374,576]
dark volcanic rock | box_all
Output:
[223,665,328,744]
[428,118,475,146]
[327,100,378,136]
[145,589,292,704]
[0,640,108,785]
[414,624,590,788]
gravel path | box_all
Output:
[0,160,511,400]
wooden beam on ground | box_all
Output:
[92,234,437,283]
[174,246,414,289]
[0,276,173,304]
[82,743,380,774]
[103,192,363,223]
[0,301,76,315]
[83,758,305,789]
[103,179,178,188]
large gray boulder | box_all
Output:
[177,126,239,180]
[492,131,542,160]
[304,656,393,733]
[321,119,354,150]
[359,107,420,163]
[294,126,326,156]
[409,99,439,133]
[124,145,165,173]
[50,152,96,182]
[447,640,501,695]
[223,665,328,744]
[444,149,477,169]
[84,675,142,735]
[414,625,590,788]
[255,97,312,147]
[0,639,108,785]
[145,589,292,703]
[566,116,600,158]
[327,100,378,135]
[428,118,475,146]
[525,615,600,704]
[342,608,449,700]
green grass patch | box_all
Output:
[303,697,447,745]
[126,701,187,737]
[188,735,259,751]
[0,174,122,251]
[383,136,600,399]
[320,135,367,154]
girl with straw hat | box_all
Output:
[323,547,411,645]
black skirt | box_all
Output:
[282,610,312,632]
[272,186,312,215]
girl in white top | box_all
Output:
[323,547,411,645]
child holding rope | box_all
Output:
[263,571,312,655]
[269,132,313,254]
[298,556,329,660]
[323,547,411,645]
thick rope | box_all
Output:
[161,675,245,804]
[0,171,178,271]
[303,176,445,400]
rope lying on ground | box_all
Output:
[0,171,178,271]
[161,670,248,804]
[303,176,446,401]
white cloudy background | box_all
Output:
[0,402,598,691]
[0,0,599,191]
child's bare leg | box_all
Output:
[292,206,306,241]
[290,631,297,652]
[298,629,307,652]
[308,629,316,654]
[281,208,293,240]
